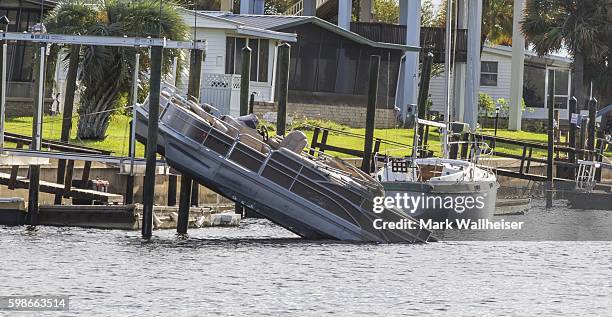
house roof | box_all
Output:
[212,13,419,52]
[179,9,297,42]
[484,45,573,68]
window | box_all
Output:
[548,68,570,109]
[225,37,269,82]
[480,61,498,87]
[523,65,546,108]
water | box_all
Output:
[1,201,611,316]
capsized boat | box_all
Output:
[135,86,433,243]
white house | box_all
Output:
[177,9,297,116]
[428,45,573,121]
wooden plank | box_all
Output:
[0,172,122,203]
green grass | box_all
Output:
[5,115,603,160]
[299,126,552,158]
[5,114,145,156]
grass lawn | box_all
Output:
[4,115,145,156]
[298,126,553,158]
[5,114,594,159]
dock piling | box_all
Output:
[178,46,204,229]
[361,55,380,173]
[27,43,46,225]
[546,69,555,208]
[177,175,191,234]
[240,45,252,117]
[54,44,81,204]
[186,46,204,208]
[0,39,7,154]
[587,97,597,155]
[141,46,163,239]
[568,96,577,179]
[276,43,290,136]
[417,53,434,143]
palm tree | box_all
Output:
[481,0,513,46]
[45,0,188,140]
[522,0,609,109]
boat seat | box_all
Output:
[278,130,308,154]
[221,115,270,153]
[266,136,281,149]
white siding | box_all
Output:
[429,51,513,113]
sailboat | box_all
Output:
[374,0,499,223]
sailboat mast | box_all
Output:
[442,0,453,158]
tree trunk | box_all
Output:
[573,51,585,110]
[76,79,121,140]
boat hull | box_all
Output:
[382,180,498,223]
[135,103,433,243]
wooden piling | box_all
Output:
[568,96,577,179]
[546,70,555,208]
[27,43,46,225]
[167,175,177,206]
[141,46,163,239]
[54,44,80,205]
[177,175,191,234]
[276,43,291,136]
[361,55,380,173]
[587,98,597,154]
[240,45,252,117]
[186,47,204,208]
[179,46,204,229]
[125,120,135,205]
[248,92,255,114]
[417,53,434,143]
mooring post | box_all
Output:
[0,37,7,155]
[125,52,140,205]
[417,52,434,141]
[236,45,252,216]
[568,96,577,179]
[54,44,80,204]
[167,175,177,206]
[27,42,46,225]
[276,43,290,136]
[361,55,380,173]
[187,46,204,208]
[177,46,204,231]
[240,45,252,117]
[142,46,163,239]
[587,97,597,156]
[546,70,555,209]
[177,174,191,234]
[248,92,256,114]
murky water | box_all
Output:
[1,200,611,316]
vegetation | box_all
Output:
[5,115,144,156]
[522,0,611,107]
[7,115,604,159]
[45,0,189,140]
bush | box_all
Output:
[478,93,496,117]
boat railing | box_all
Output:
[154,95,372,212]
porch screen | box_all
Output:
[281,23,402,109]
[225,37,269,82]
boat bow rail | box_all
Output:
[136,90,433,243]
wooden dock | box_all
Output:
[0,172,123,204]
[0,204,239,230]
